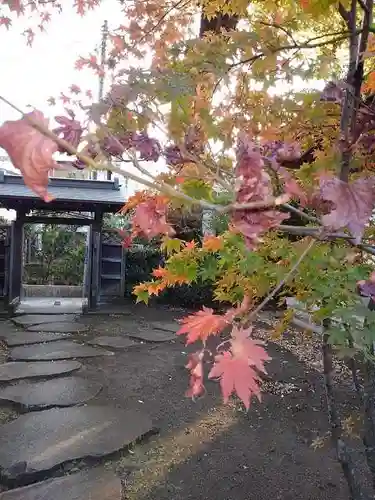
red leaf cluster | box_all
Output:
[177,306,229,344]
[52,112,83,151]
[131,196,175,239]
[319,175,375,243]
[231,133,289,249]
[0,110,58,202]
[209,327,271,409]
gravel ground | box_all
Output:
[0,303,370,499]
[77,303,370,500]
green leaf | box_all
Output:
[134,289,149,305]
[181,179,213,201]
[161,237,185,256]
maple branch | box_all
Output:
[338,2,350,25]
[135,0,190,46]
[357,0,370,12]
[322,330,368,500]
[1,95,296,217]
[248,238,316,321]
[219,195,290,214]
[277,224,354,240]
[230,30,361,70]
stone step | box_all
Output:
[0,468,121,499]
[126,328,176,343]
[0,376,102,412]
[0,361,82,383]
[11,315,78,328]
[26,322,88,334]
[9,341,114,362]
[0,332,70,347]
[0,406,154,483]
[87,336,137,349]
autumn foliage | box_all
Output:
[5,3,375,493]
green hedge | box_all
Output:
[124,247,217,308]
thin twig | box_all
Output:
[230,30,361,70]
[248,238,316,321]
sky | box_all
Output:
[0,0,157,219]
[0,0,124,122]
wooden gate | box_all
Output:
[0,225,10,302]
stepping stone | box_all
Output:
[126,328,176,343]
[26,322,88,333]
[152,321,180,333]
[0,332,70,347]
[12,315,77,327]
[0,376,102,411]
[0,467,121,500]
[0,361,82,382]
[9,341,113,361]
[88,336,137,349]
[0,406,154,482]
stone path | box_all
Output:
[9,341,114,361]
[0,406,153,482]
[0,332,70,347]
[26,322,89,333]
[88,336,137,349]
[0,468,121,500]
[0,311,177,497]
[0,376,103,411]
[126,328,176,343]
[11,315,78,327]
[0,361,82,382]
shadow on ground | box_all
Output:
[73,303,368,500]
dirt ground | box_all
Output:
[65,302,370,500]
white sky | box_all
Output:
[0,0,124,123]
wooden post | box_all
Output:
[8,210,25,307]
[89,209,103,309]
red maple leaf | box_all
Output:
[0,110,58,202]
[53,114,83,150]
[231,133,288,249]
[230,326,271,372]
[208,326,271,409]
[0,17,12,29]
[319,175,375,243]
[185,351,205,399]
[177,307,229,344]
[209,352,261,409]
[132,196,175,239]
[69,84,81,95]
[110,35,126,55]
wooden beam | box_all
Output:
[25,216,94,226]
[8,210,25,305]
[89,209,103,310]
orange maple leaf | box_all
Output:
[152,267,168,278]
[202,235,224,252]
[146,281,166,296]
[177,307,229,344]
[184,240,196,250]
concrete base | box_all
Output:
[15,298,87,315]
